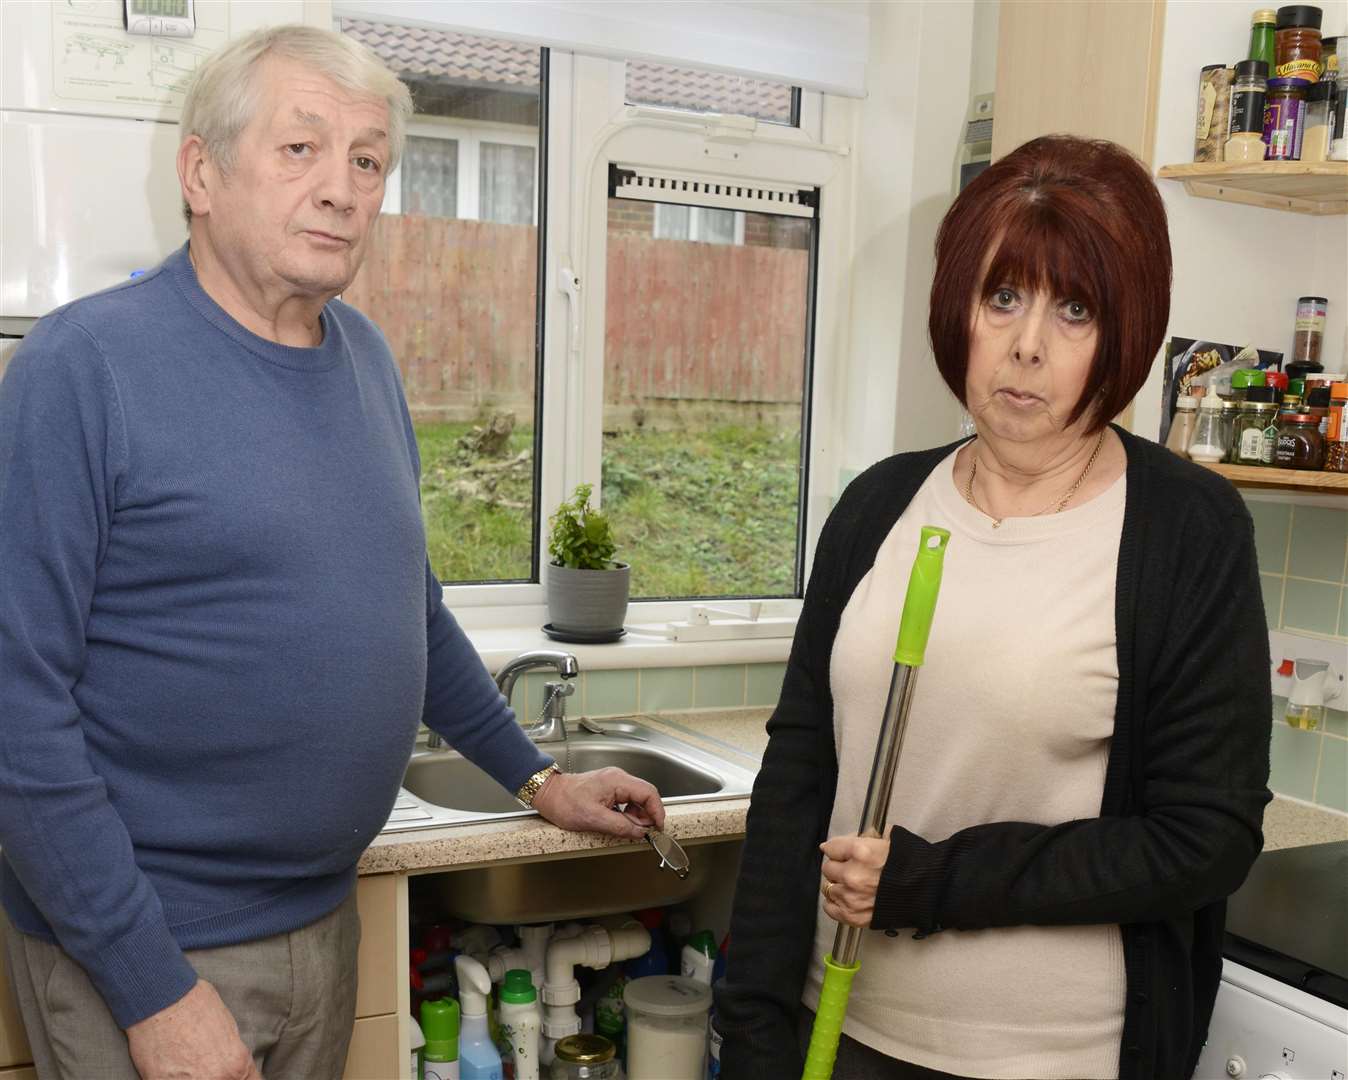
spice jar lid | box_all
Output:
[1331,382,1348,401]
[1244,386,1278,403]
[1199,394,1225,411]
[1281,413,1318,423]
[1307,386,1332,406]
[1234,59,1271,80]
[1298,295,1330,303]
[1176,394,1198,408]
[1268,76,1314,91]
[1276,5,1324,31]
[554,1034,617,1064]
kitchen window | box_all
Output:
[335,18,842,615]
[338,20,545,585]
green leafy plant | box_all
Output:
[548,482,618,570]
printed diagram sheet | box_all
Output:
[53,0,229,111]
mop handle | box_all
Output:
[802,526,950,1080]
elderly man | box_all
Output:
[0,24,662,1080]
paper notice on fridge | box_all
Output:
[52,0,229,114]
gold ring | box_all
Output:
[822,880,834,902]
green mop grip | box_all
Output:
[893,527,951,667]
[801,954,861,1080]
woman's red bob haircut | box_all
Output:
[929,135,1172,433]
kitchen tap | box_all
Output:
[426,650,580,748]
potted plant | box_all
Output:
[544,482,630,641]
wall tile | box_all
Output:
[1259,573,1285,630]
[1316,737,1347,812]
[1325,708,1348,738]
[746,662,788,707]
[1281,579,1341,636]
[1268,724,1321,801]
[694,666,746,708]
[585,669,638,717]
[1287,506,1348,583]
[1246,500,1291,573]
[639,668,693,711]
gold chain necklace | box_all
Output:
[965,430,1107,529]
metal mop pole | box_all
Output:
[801,526,950,1080]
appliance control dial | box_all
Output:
[1224,1058,1246,1077]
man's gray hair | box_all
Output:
[180,24,412,220]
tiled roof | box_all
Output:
[341,19,792,120]
[342,19,540,89]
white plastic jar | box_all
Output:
[623,976,712,1080]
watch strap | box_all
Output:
[515,763,561,807]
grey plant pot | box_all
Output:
[546,561,631,636]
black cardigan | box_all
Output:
[715,428,1272,1080]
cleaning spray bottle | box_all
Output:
[455,955,504,1080]
[420,997,461,1080]
[498,969,541,1080]
[680,930,716,985]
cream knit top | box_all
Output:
[803,447,1128,1079]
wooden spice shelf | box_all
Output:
[1201,462,1348,492]
[1156,161,1348,215]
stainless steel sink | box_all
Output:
[383,717,758,832]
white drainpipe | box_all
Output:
[541,923,651,1063]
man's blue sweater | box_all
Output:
[0,246,551,1028]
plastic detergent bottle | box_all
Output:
[420,997,461,1080]
[498,969,541,1080]
[680,931,716,985]
[455,955,504,1080]
[625,909,671,977]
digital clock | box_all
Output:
[123,0,195,37]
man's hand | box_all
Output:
[127,979,261,1080]
[820,834,890,928]
[532,766,666,840]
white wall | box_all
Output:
[1130,0,1348,439]
[833,0,977,478]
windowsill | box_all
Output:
[463,621,794,671]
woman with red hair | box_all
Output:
[716,136,1271,1080]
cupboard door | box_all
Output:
[343,1013,400,1080]
[355,874,398,1018]
[992,0,1166,164]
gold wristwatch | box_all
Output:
[514,763,561,807]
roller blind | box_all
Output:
[332,0,870,98]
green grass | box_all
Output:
[414,420,803,597]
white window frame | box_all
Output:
[444,51,849,629]
[383,115,540,225]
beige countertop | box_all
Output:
[359,706,1347,874]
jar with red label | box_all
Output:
[1326,383,1348,472]
[1275,5,1324,82]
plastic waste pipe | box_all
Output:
[541,923,651,1061]
[801,526,951,1080]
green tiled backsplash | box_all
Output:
[1246,499,1348,639]
[507,663,787,723]
[1269,697,1348,812]
[508,666,1347,814]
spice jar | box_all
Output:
[1332,80,1348,158]
[1166,394,1199,456]
[1226,60,1272,161]
[1265,77,1312,158]
[1274,412,1325,468]
[1325,383,1348,471]
[1230,368,1267,401]
[1303,81,1335,159]
[1221,398,1242,461]
[551,1035,619,1080]
[1292,295,1328,364]
[1196,65,1236,160]
[1275,5,1324,82]
[1324,35,1340,85]
[1188,394,1229,463]
[1265,370,1290,396]
[1232,388,1281,465]
[1305,384,1332,433]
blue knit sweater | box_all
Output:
[0,246,551,1028]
